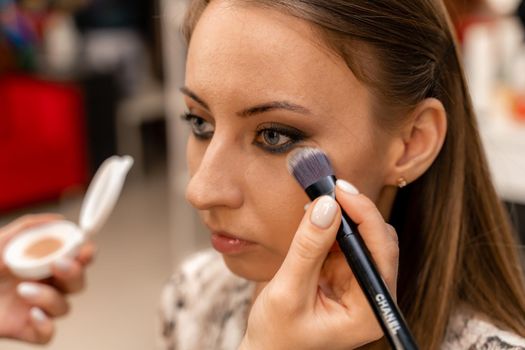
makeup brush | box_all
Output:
[287,147,418,350]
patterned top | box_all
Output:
[159,250,525,350]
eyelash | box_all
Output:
[181,112,214,139]
[180,112,306,154]
[254,123,306,154]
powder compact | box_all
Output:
[3,155,134,280]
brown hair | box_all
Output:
[181,1,525,348]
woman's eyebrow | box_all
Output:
[180,86,312,117]
[180,87,210,110]
[237,101,311,117]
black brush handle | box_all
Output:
[338,213,417,349]
[305,176,418,350]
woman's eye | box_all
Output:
[260,130,292,147]
[254,124,306,154]
[181,113,214,139]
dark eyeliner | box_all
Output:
[180,112,196,122]
[180,112,213,139]
[254,123,307,154]
[180,111,202,122]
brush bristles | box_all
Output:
[287,147,334,189]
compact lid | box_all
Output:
[79,155,134,234]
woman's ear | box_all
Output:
[386,98,447,186]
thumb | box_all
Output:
[273,195,341,301]
[0,214,64,271]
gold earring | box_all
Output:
[397,177,408,188]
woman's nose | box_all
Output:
[185,141,244,210]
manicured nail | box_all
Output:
[336,179,359,195]
[54,258,73,273]
[30,307,48,323]
[17,283,41,299]
[304,202,311,211]
[310,196,338,229]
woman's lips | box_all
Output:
[210,232,255,255]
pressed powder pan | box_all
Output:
[3,155,134,279]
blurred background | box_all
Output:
[0,0,524,349]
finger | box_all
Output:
[17,282,70,317]
[385,223,399,246]
[49,241,95,294]
[335,180,399,292]
[76,241,97,266]
[0,214,64,249]
[51,258,86,294]
[28,307,54,344]
[274,195,341,301]
[1,214,64,237]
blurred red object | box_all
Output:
[443,0,495,43]
[0,74,88,212]
[515,94,525,122]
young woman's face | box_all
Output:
[184,0,396,281]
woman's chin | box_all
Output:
[221,253,281,282]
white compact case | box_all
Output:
[3,155,134,280]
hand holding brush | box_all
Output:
[240,147,416,350]
[287,147,418,349]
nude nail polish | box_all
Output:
[30,307,48,323]
[17,283,41,299]
[336,179,359,195]
[310,196,337,229]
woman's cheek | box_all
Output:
[259,179,308,255]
